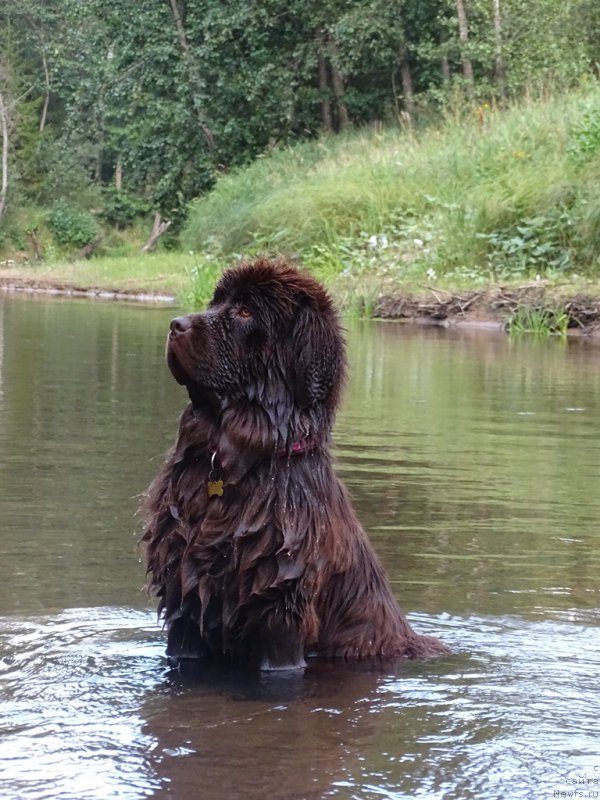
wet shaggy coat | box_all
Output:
[141,258,448,669]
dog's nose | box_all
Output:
[170,316,192,334]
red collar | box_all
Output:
[207,438,319,498]
[210,437,319,469]
[279,437,319,457]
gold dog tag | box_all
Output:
[208,479,224,497]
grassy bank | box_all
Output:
[183,85,600,300]
[2,86,600,321]
[0,253,197,299]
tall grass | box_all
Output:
[507,306,570,336]
[183,86,600,284]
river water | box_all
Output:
[1,294,599,800]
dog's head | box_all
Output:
[167,258,346,426]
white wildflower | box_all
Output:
[413,238,424,248]
[368,234,388,249]
[426,267,437,281]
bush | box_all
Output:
[33,139,103,209]
[479,209,577,277]
[100,188,151,228]
[48,202,99,248]
[568,106,600,163]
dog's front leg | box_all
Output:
[249,609,307,671]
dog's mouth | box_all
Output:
[166,328,218,398]
[166,332,223,415]
[166,332,193,386]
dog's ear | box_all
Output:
[291,299,346,410]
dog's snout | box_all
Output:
[170,316,192,334]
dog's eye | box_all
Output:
[237,307,253,319]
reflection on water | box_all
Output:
[0,295,599,799]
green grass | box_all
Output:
[507,306,570,336]
[0,253,198,298]
[183,85,600,287]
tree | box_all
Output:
[492,0,507,105]
[454,0,475,92]
[0,41,29,220]
[168,0,214,152]
[316,28,349,132]
[2,0,600,244]
[0,77,10,219]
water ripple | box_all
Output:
[1,608,599,800]
[0,608,163,800]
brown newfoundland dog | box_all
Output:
[141,258,448,669]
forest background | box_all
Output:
[1,0,599,313]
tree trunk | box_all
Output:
[492,0,507,106]
[441,53,451,84]
[115,157,123,191]
[328,38,349,131]
[24,17,51,132]
[141,212,172,253]
[27,230,42,260]
[0,88,9,219]
[317,33,333,133]
[78,235,103,259]
[40,51,50,132]
[95,125,104,183]
[170,0,214,151]
[440,31,451,84]
[454,0,474,92]
[399,42,415,117]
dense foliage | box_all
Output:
[0,0,599,253]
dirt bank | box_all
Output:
[374,282,600,336]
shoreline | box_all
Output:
[3,271,600,338]
[0,275,177,304]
